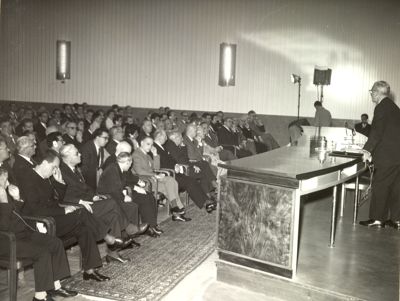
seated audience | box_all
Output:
[62,121,81,150]
[137,120,153,144]
[132,136,191,222]
[34,111,49,143]
[153,130,217,213]
[125,123,140,151]
[0,167,78,300]
[13,136,37,192]
[46,132,65,155]
[201,121,236,161]
[217,118,252,158]
[38,125,60,159]
[247,110,280,150]
[82,118,101,144]
[106,126,124,155]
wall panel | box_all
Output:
[0,0,399,119]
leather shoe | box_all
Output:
[47,287,78,298]
[170,206,185,215]
[359,219,383,228]
[107,237,133,251]
[146,227,160,237]
[205,202,217,213]
[172,214,192,222]
[32,296,55,301]
[384,220,400,230]
[105,254,131,264]
[83,271,110,282]
[155,225,164,233]
[149,226,163,235]
[130,223,150,238]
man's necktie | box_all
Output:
[74,167,85,182]
[98,148,104,168]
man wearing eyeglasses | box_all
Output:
[62,121,81,150]
[80,128,111,191]
[359,81,400,229]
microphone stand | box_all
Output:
[296,78,301,120]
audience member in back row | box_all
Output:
[354,113,371,137]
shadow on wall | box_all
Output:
[0,99,359,147]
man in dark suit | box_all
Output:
[34,111,49,143]
[105,126,124,156]
[80,128,110,191]
[217,118,252,158]
[354,113,372,137]
[82,119,101,144]
[13,136,37,196]
[360,81,400,229]
[98,150,162,237]
[137,120,153,144]
[202,122,236,161]
[166,131,217,194]
[62,121,81,150]
[153,130,216,213]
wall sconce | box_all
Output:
[218,43,236,87]
[56,40,71,82]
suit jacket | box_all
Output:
[0,160,16,184]
[132,148,160,176]
[164,140,190,165]
[0,133,18,154]
[183,135,203,161]
[97,162,127,204]
[80,140,109,191]
[0,199,28,239]
[217,125,239,146]
[62,134,81,149]
[20,170,66,217]
[354,122,371,137]
[34,122,47,142]
[363,97,400,168]
[82,129,94,144]
[204,131,219,148]
[105,139,118,156]
[153,142,177,170]
[59,161,95,203]
[137,130,152,144]
[12,154,36,191]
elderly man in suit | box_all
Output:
[80,128,110,191]
[0,167,79,300]
[98,150,163,236]
[60,144,147,262]
[106,126,124,156]
[132,136,191,222]
[17,150,128,282]
[153,130,217,213]
[360,81,400,229]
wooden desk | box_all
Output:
[217,142,366,279]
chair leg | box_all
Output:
[8,267,17,301]
[340,185,346,218]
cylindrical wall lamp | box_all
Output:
[218,43,236,87]
[56,40,71,82]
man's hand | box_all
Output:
[217,146,223,152]
[193,166,201,173]
[79,200,94,213]
[151,146,158,157]
[52,167,65,184]
[64,205,78,215]
[361,150,372,163]
[0,187,8,203]
[124,195,132,203]
[8,184,22,202]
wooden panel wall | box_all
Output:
[0,0,399,119]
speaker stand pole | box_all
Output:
[320,85,324,104]
[297,80,301,120]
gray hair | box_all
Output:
[116,141,132,156]
[59,144,77,160]
[16,136,33,153]
[153,129,166,140]
[372,81,390,96]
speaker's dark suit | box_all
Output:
[154,142,208,208]
[217,126,252,158]
[363,97,400,221]
[164,140,214,193]
[98,162,157,226]
[60,161,130,237]
[0,199,70,292]
[19,169,104,270]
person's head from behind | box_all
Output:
[0,138,10,163]
[47,132,64,152]
[16,136,36,158]
[140,136,153,153]
[169,131,183,146]
[361,114,369,124]
[314,101,322,110]
[370,81,390,104]
[36,150,60,179]
[93,128,109,147]
[109,126,124,142]
[154,130,167,145]
[142,120,153,135]
[65,121,77,137]
[60,144,81,167]
[116,141,132,156]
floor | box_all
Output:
[1,189,399,301]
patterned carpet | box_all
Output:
[62,206,217,301]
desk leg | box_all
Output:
[329,185,338,248]
[353,176,360,225]
[340,184,346,218]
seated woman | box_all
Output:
[132,136,191,222]
[0,167,78,301]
